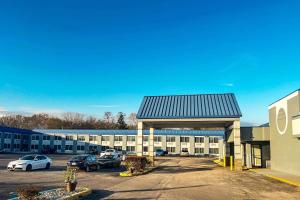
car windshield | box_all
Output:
[156,149,163,152]
[70,156,87,161]
[20,155,35,160]
[106,149,114,152]
[101,155,114,159]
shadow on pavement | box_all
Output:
[154,165,213,173]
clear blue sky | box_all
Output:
[0,0,300,125]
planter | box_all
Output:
[65,182,77,193]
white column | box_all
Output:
[149,127,154,158]
[233,120,242,170]
[136,121,143,156]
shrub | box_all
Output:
[16,185,41,200]
[124,156,149,173]
[64,167,77,183]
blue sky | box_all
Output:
[0,0,300,125]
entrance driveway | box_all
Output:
[91,157,300,200]
[0,154,299,199]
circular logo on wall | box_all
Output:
[276,107,288,135]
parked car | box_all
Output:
[98,154,121,168]
[155,149,168,156]
[67,154,99,172]
[117,150,127,161]
[181,148,189,156]
[100,149,118,157]
[7,155,52,171]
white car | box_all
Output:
[7,155,52,171]
[100,149,118,157]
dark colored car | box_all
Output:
[67,154,99,172]
[98,155,121,168]
[155,149,168,156]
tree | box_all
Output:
[116,112,127,129]
[127,113,137,129]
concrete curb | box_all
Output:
[213,159,224,167]
[249,169,300,187]
[63,187,92,200]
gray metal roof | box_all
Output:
[34,129,224,137]
[137,93,242,119]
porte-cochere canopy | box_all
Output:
[136,93,243,170]
[137,93,242,119]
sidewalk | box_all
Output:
[250,168,300,187]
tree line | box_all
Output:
[0,112,137,130]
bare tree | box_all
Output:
[103,112,114,123]
[127,113,137,127]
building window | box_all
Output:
[4,134,11,139]
[66,136,74,141]
[143,146,148,152]
[126,146,135,152]
[143,136,148,141]
[89,145,97,151]
[32,135,40,140]
[65,145,73,150]
[78,136,85,141]
[114,136,123,142]
[89,135,97,141]
[14,144,20,149]
[21,135,29,140]
[209,137,219,143]
[166,136,175,142]
[102,136,110,141]
[4,143,11,149]
[42,145,50,150]
[195,148,204,154]
[43,135,50,140]
[127,136,136,142]
[180,137,189,143]
[54,136,62,140]
[77,145,85,151]
[101,146,109,151]
[166,147,175,153]
[195,137,204,143]
[209,148,219,154]
[114,146,122,151]
[154,136,161,142]
[54,145,61,150]
[14,134,21,139]
[30,144,38,150]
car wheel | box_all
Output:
[45,163,50,169]
[26,164,32,171]
[86,165,90,172]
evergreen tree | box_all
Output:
[117,112,127,129]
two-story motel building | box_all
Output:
[0,128,224,156]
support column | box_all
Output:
[189,136,195,155]
[233,120,242,171]
[148,127,155,164]
[204,136,209,156]
[136,121,143,156]
[246,143,252,168]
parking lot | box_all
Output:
[0,154,299,200]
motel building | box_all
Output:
[0,128,224,157]
[0,90,299,174]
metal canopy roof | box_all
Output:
[137,93,242,119]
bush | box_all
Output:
[16,185,41,200]
[124,156,150,173]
